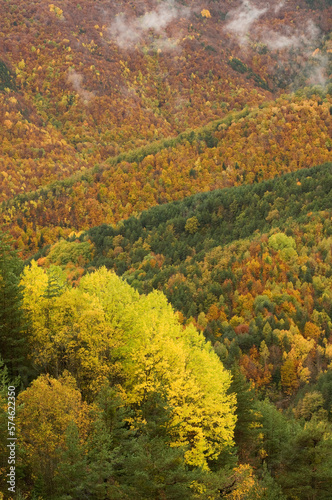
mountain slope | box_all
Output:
[0,0,331,254]
[34,163,332,391]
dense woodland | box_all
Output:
[0,0,332,498]
[35,163,332,397]
[0,0,332,254]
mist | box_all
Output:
[109,0,190,50]
[225,1,268,44]
[67,69,94,103]
[225,1,328,87]
[261,20,320,51]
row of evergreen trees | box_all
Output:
[79,162,332,273]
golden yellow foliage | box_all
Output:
[17,373,91,492]
[21,265,236,469]
[201,9,211,18]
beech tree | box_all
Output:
[20,265,236,470]
[17,373,91,498]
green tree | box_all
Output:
[109,392,205,500]
[53,422,88,500]
[84,410,115,499]
[255,399,299,477]
[229,365,258,462]
[0,355,20,495]
[0,232,26,376]
[258,463,287,499]
[279,419,332,499]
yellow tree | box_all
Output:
[281,356,299,395]
[17,373,91,497]
[21,266,236,470]
[79,269,237,469]
[20,262,120,398]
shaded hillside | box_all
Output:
[77,162,332,268]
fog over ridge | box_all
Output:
[109,0,191,50]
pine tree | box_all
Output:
[229,364,258,463]
[0,355,20,494]
[53,422,88,500]
[84,391,115,500]
[108,391,209,500]
[279,418,332,499]
[0,232,26,377]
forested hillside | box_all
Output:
[0,0,331,254]
[35,163,332,392]
[2,90,332,255]
[23,162,332,498]
[0,0,332,498]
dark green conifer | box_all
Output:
[0,232,26,376]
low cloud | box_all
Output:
[109,15,141,48]
[264,32,300,50]
[150,37,180,52]
[109,0,190,50]
[261,21,320,51]
[225,1,328,87]
[225,1,268,44]
[265,27,328,86]
[67,69,94,103]
[273,0,285,14]
[225,2,320,50]
[307,53,329,86]
[262,20,328,85]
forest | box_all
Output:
[0,0,332,498]
[34,162,332,401]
